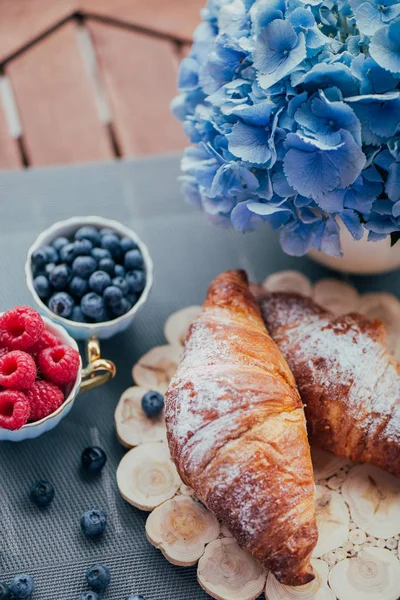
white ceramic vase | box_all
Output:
[309,221,400,275]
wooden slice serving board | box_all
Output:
[115,271,400,600]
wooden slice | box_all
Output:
[115,386,166,448]
[117,442,181,511]
[313,485,350,558]
[263,271,313,297]
[132,344,181,393]
[146,495,220,566]
[341,465,400,538]
[197,537,266,600]
[164,305,202,347]
[265,559,335,599]
[311,446,351,481]
[313,279,360,316]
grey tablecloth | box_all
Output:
[0,155,398,600]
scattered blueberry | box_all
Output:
[110,298,131,317]
[81,509,107,538]
[0,582,11,600]
[114,264,125,277]
[31,248,49,269]
[125,249,144,271]
[69,276,89,298]
[10,575,35,599]
[89,271,112,294]
[29,480,55,508]
[142,391,164,418]
[33,275,50,299]
[120,236,138,253]
[101,234,121,258]
[79,593,100,600]
[74,239,93,256]
[125,270,146,293]
[49,292,75,318]
[91,247,112,262]
[98,258,115,275]
[86,564,110,591]
[81,293,105,321]
[75,226,101,246]
[49,264,70,290]
[81,447,107,475]
[103,286,123,307]
[72,256,97,279]
[72,306,86,323]
[112,276,128,296]
[52,236,69,252]
[60,242,77,264]
[125,595,145,600]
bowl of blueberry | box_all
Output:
[26,216,153,340]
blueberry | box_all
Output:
[81,293,105,321]
[72,306,87,323]
[98,258,115,275]
[0,582,11,599]
[110,298,131,317]
[49,264,70,290]
[49,292,75,318]
[45,262,56,276]
[79,593,101,600]
[29,480,55,507]
[126,293,138,306]
[114,264,125,277]
[74,239,93,256]
[52,236,69,252]
[120,236,138,253]
[89,271,112,294]
[112,276,129,296]
[10,575,35,599]
[142,391,164,418]
[86,564,110,591]
[91,247,112,262]
[125,249,144,271]
[100,227,115,236]
[101,233,121,258]
[72,256,97,279]
[80,508,107,538]
[69,276,89,298]
[125,596,145,600]
[125,270,146,294]
[75,226,101,246]
[33,275,50,299]
[81,447,107,474]
[31,247,49,268]
[60,242,77,264]
[103,286,123,307]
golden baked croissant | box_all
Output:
[165,270,318,586]
[261,292,400,478]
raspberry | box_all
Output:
[29,330,59,357]
[0,306,44,351]
[38,345,80,386]
[0,351,37,390]
[0,347,8,359]
[26,380,64,422]
[0,390,30,430]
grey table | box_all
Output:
[0,155,398,600]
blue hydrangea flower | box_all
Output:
[172,0,400,256]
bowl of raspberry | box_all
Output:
[0,306,113,442]
[25,216,153,340]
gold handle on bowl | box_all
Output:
[79,337,117,393]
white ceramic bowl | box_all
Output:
[25,216,153,340]
[0,315,82,442]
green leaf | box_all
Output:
[390,231,400,247]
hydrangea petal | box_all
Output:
[298,63,360,96]
[227,121,272,164]
[231,200,264,230]
[386,161,400,202]
[370,21,400,74]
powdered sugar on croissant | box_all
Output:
[165,270,317,586]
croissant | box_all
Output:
[261,292,400,478]
[165,270,318,586]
